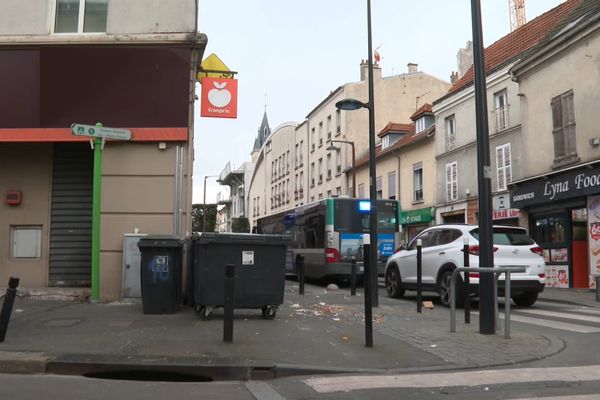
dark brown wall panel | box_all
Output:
[0,51,40,128]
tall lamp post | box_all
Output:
[203,175,219,232]
[334,0,378,346]
[326,139,356,198]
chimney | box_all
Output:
[450,71,458,83]
[360,59,382,81]
[457,41,473,78]
[407,62,418,73]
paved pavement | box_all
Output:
[0,281,596,379]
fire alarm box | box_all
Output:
[5,190,22,205]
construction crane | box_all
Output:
[509,0,527,31]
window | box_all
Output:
[551,90,577,164]
[318,122,323,147]
[11,226,42,258]
[376,176,383,199]
[496,143,512,191]
[266,141,272,152]
[358,183,365,198]
[295,144,299,168]
[326,154,332,180]
[381,135,390,149]
[327,115,332,140]
[54,0,108,33]
[388,171,396,200]
[286,150,290,174]
[311,128,315,151]
[310,162,315,186]
[318,158,323,183]
[336,110,341,134]
[413,163,423,202]
[299,140,304,166]
[446,162,458,201]
[445,115,456,151]
[492,89,509,132]
[335,149,341,174]
[327,190,331,198]
[336,186,341,196]
[416,117,426,133]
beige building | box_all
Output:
[248,61,450,229]
[509,0,600,289]
[0,0,206,300]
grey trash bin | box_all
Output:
[137,235,183,314]
[192,232,289,319]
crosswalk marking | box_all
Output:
[504,313,600,333]
[518,308,600,324]
[304,364,600,393]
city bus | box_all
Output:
[256,197,401,281]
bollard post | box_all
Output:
[416,239,422,313]
[223,264,234,343]
[505,270,512,339]
[463,237,470,324]
[350,256,357,296]
[596,276,600,302]
[0,277,20,343]
[297,255,305,295]
[362,235,373,348]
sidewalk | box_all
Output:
[0,281,589,379]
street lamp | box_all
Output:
[326,140,356,198]
[203,175,219,232]
[334,0,378,347]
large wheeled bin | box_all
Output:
[137,235,183,314]
[192,233,289,320]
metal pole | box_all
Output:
[416,239,422,313]
[470,0,495,335]
[297,255,305,295]
[505,270,511,339]
[351,143,356,198]
[91,123,103,303]
[0,277,19,342]
[463,237,470,324]
[350,256,357,296]
[223,263,235,342]
[203,176,208,232]
[366,0,378,309]
[363,235,373,347]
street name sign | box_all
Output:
[71,124,132,140]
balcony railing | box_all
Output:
[492,105,510,133]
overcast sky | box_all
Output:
[194,0,565,204]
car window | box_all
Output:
[409,230,438,250]
[470,227,535,246]
[437,229,461,245]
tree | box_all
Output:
[231,217,250,233]
[192,203,217,232]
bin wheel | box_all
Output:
[261,305,277,320]
[194,305,212,320]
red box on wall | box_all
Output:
[5,190,22,205]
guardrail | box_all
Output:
[450,266,525,339]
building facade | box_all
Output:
[0,0,206,300]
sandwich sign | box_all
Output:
[200,77,238,119]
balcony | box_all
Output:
[491,105,510,133]
[216,191,231,205]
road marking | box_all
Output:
[508,395,600,400]
[245,381,286,400]
[500,313,600,333]
[518,309,600,324]
[304,365,600,393]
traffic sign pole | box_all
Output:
[91,127,103,303]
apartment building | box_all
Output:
[0,0,206,300]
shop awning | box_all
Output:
[0,127,188,142]
[400,207,434,225]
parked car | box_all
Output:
[384,224,546,307]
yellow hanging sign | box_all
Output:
[198,53,235,83]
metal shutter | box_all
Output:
[49,143,93,286]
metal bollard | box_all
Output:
[463,237,470,324]
[0,277,20,343]
[362,235,373,348]
[416,239,422,313]
[223,264,234,343]
[297,255,305,295]
[350,256,357,296]
[596,276,600,302]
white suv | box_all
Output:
[384,224,546,307]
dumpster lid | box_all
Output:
[196,232,291,244]
[138,234,184,248]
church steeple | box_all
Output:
[252,110,271,153]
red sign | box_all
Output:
[492,208,520,220]
[200,77,238,119]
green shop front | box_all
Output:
[400,207,435,243]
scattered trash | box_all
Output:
[423,301,434,309]
[326,283,339,291]
[430,344,437,348]
[290,303,301,309]
[14,309,23,313]
[333,317,341,321]
[341,336,349,341]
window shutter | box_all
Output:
[446,163,452,201]
[451,163,458,200]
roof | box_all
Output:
[444,0,582,97]
[410,103,433,121]
[355,124,434,168]
[377,122,413,138]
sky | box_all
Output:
[194,0,565,204]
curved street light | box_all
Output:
[326,139,356,198]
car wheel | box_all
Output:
[512,291,538,307]
[385,266,405,298]
[438,268,464,308]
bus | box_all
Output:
[256,197,401,281]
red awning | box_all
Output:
[0,127,188,142]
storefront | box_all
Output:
[511,162,600,289]
[492,193,522,226]
[400,206,435,243]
